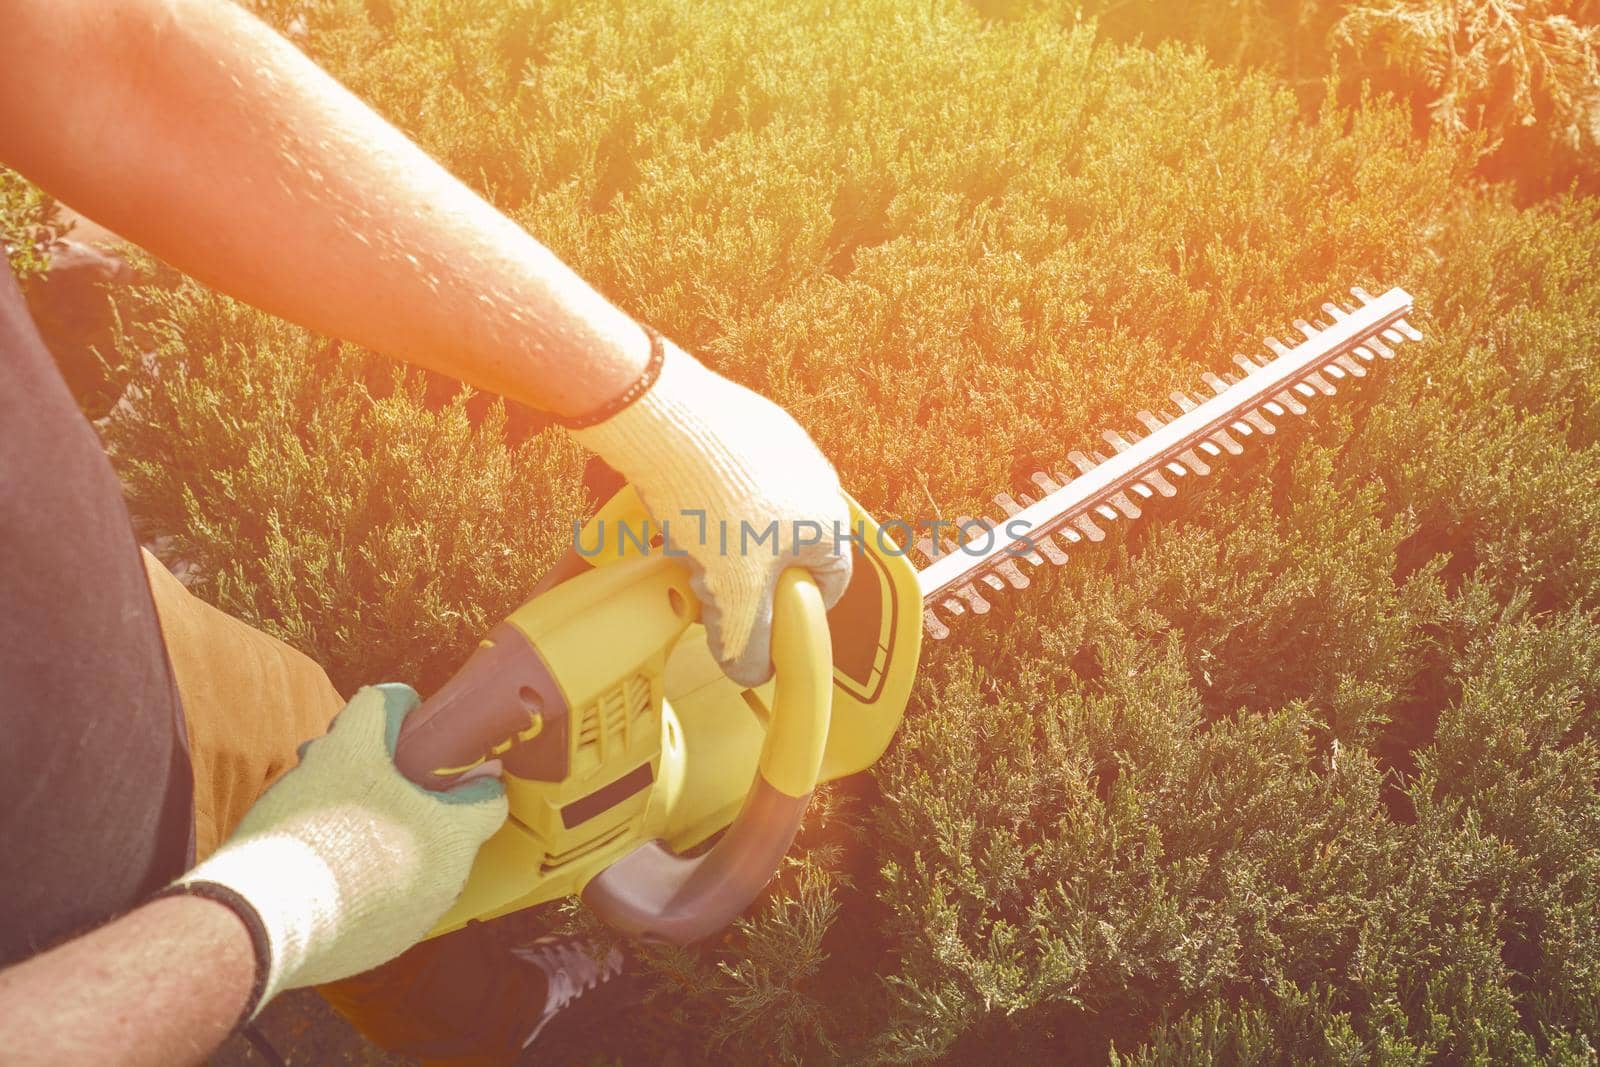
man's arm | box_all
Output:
[0,895,254,1067]
[0,0,646,417]
[0,686,506,1066]
[0,0,855,685]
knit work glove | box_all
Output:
[166,684,507,1018]
[572,333,852,686]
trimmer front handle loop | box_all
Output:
[580,569,832,943]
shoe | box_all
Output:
[512,934,631,1053]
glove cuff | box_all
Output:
[170,829,351,1013]
[150,880,273,1025]
[569,338,766,509]
[555,322,667,430]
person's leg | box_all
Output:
[139,552,345,858]
[0,260,192,968]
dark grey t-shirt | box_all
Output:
[0,257,193,966]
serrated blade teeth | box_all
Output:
[1241,409,1276,434]
[1104,490,1141,519]
[1102,429,1137,452]
[1333,353,1367,377]
[1209,427,1245,455]
[921,284,1420,639]
[1178,448,1212,475]
[1142,468,1178,496]
[1136,409,1167,433]
[914,534,955,568]
[956,516,1029,590]
[1302,370,1337,395]
[994,491,1070,564]
[1073,514,1106,541]
[992,490,1026,515]
[989,558,1029,589]
[953,584,991,614]
[1031,471,1063,495]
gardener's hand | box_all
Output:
[166,684,507,1016]
[571,330,852,686]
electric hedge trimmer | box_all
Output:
[393,285,1423,944]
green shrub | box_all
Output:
[1336,0,1600,189]
[106,279,588,695]
[0,166,69,286]
[72,0,1600,1062]
[986,0,1600,196]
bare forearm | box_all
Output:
[0,896,255,1066]
[0,0,645,416]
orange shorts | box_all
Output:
[143,552,539,1065]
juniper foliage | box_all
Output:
[989,0,1600,194]
[8,0,1600,1062]
[106,277,589,695]
[0,168,68,286]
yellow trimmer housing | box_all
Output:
[394,487,922,943]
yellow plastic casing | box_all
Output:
[426,487,923,936]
